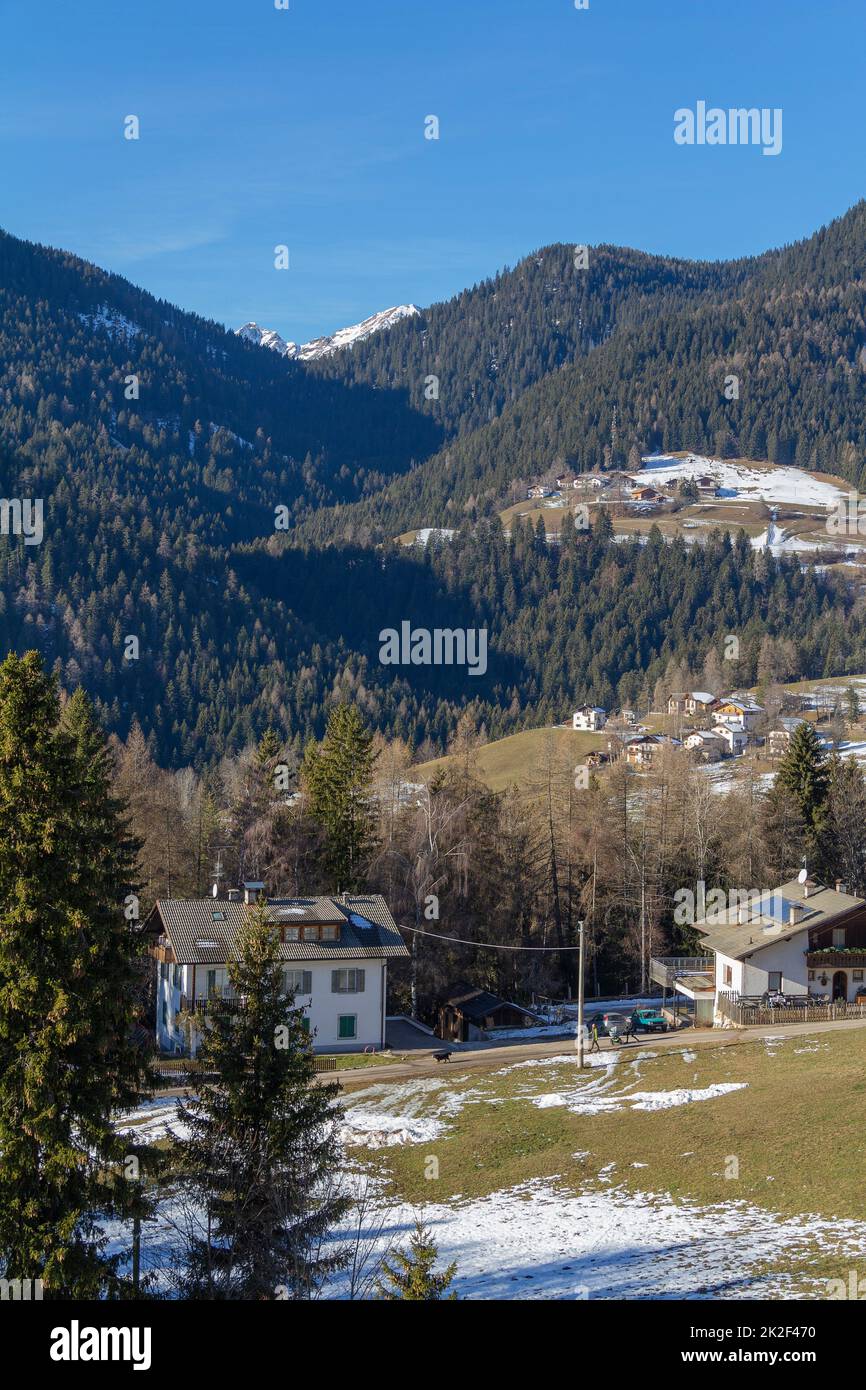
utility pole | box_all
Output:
[576,919,586,1069]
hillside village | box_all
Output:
[572,684,839,769]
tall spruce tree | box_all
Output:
[816,755,866,896]
[302,704,378,891]
[775,721,830,834]
[0,655,150,1296]
[174,901,350,1299]
[375,1218,458,1300]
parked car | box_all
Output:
[586,1011,610,1036]
[631,1007,669,1034]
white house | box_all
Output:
[573,704,607,731]
[145,885,409,1055]
[715,723,748,756]
[695,878,866,1023]
[528,484,553,500]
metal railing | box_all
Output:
[650,956,714,987]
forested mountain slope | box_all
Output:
[3,212,866,765]
[301,201,866,542]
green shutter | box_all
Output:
[303,970,312,995]
[331,969,340,993]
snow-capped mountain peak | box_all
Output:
[235,304,420,362]
[236,322,298,357]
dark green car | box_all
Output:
[631,1007,669,1034]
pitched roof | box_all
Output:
[697,880,866,960]
[148,894,409,964]
[443,987,537,1021]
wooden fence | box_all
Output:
[717,993,866,1027]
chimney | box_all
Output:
[803,881,809,899]
[227,889,241,902]
[836,879,847,894]
[243,881,264,906]
[788,905,798,925]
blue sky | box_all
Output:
[2,0,864,341]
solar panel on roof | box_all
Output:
[348,912,378,941]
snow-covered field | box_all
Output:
[114,1045,866,1299]
[638,453,848,508]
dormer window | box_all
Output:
[321,924,339,942]
[302,925,320,942]
[282,925,300,942]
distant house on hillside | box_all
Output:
[685,691,717,716]
[573,704,607,731]
[768,718,832,759]
[631,486,663,504]
[438,987,540,1043]
[623,733,679,767]
[713,698,764,732]
[684,730,726,761]
[528,484,554,500]
[715,724,749,756]
[695,476,720,498]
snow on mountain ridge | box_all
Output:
[236,304,420,362]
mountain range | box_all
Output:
[236,304,420,362]
[2,205,866,764]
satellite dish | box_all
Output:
[797,867,808,884]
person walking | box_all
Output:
[589,1021,600,1053]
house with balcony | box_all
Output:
[144,883,409,1055]
[572,704,607,731]
[712,697,764,732]
[695,877,866,1025]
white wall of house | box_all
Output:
[713,932,810,1021]
[714,952,745,1000]
[740,935,809,996]
[156,959,387,1055]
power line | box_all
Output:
[398,923,581,951]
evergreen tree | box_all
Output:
[375,1218,458,1300]
[775,721,830,832]
[846,685,861,724]
[0,654,149,1296]
[174,901,350,1299]
[302,704,378,890]
[816,756,866,896]
[758,781,808,885]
